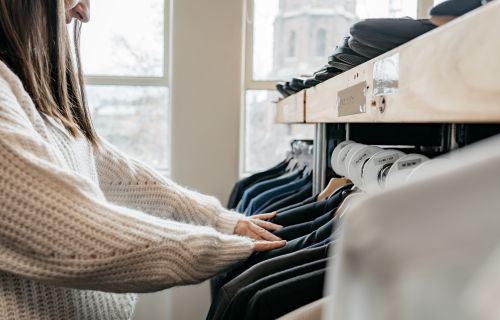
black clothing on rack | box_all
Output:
[273,207,338,241]
[224,259,330,320]
[275,194,318,213]
[243,268,327,320]
[271,184,352,227]
[207,244,331,320]
[258,183,314,214]
[212,216,338,299]
[210,148,344,320]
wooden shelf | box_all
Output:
[275,90,306,123]
[279,2,500,124]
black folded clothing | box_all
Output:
[284,81,299,94]
[348,37,385,60]
[331,36,369,66]
[276,82,292,98]
[314,65,342,82]
[290,77,309,92]
[327,55,353,71]
[430,0,483,17]
[304,77,321,88]
[350,18,436,53]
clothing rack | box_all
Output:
[275,1,500,193]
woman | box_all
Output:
[0,0,286,319]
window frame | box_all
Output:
[84,0,171,175]
[84,0,170,87]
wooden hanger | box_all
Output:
[317,178,352,201]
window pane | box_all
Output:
[80,0,164,77]
[86,86,169,170]
[253,0,418,81]
[245,90,314,173]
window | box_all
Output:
[244,91,314,172]
[243,0,419,174]
[287,31,296,58]
[80,0,169,172]
[316,29,327,57]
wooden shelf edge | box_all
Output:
[303,2,500,124]
[275,90,306,123]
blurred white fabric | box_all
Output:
[324,135,500,320]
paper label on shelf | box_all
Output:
[337,81,367,117]
[373,53,400,96]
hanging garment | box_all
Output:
[277,297,328,320]
[273,208,338,241]
[210,185,350,308]
[258,183,314,214]
[224,259,330,320]
[271,185,352,227]
[272,190,318,214]
[244,269,327,320]
[207,244,331,320]
[246,175,312,216]
[237,170,302,212]
[212,216,338,298]
[227,160,288,209]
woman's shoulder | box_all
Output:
[0,59,43,127]
[0,59,21,84]
[0,59,29,103]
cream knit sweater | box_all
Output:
[0,60,254,320]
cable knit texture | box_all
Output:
[0,60,253,320]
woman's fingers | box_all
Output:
[253,219,283,232]
[233,219,282,241]
[249,223,282,242]
[252,212,277,221]
[246,230,264,241]
[254,240,287,252]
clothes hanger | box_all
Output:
[345,145,383,188]
[384,154,430,189]
[361,149,406,193]
[317,178,352,201]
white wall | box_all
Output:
[133,0,245,319]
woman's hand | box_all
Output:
[234,212,283,241]
[233,212,287,252]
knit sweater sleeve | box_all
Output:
[0,74,254,293]
[94,140,244,235]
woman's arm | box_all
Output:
[94,140,246,235]
[0,78,254,293]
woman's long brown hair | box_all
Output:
[0,0,99,145]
